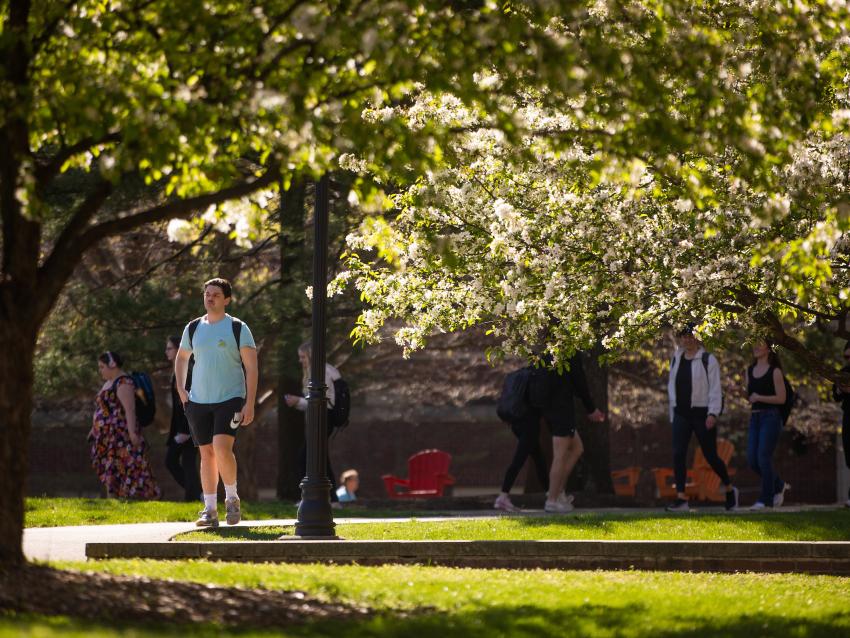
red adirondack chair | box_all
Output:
[382,449,456,498]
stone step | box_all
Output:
[86,539,850,575]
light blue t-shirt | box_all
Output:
[180,314,256,404]
[336,486,356,502]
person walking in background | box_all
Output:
[336,469,359,503]
[832,340,850,508]
[88,351,160,499]
[284,340,342,507]
[174,278,258,527]
[494,413,549,513]
[746,339,790,510]
[539,353,606,514]
[164,336,201,502]
[666,325,738,512]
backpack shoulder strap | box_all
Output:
[701,352,711,374]
[109,374,132,393]
[188,317,203,348]
[231,317,243,348]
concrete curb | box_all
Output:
[85,539,850,574]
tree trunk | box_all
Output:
[276,178,309,500]
[235,426,258,500]
[567,349,613,494]
[0,316,37,565]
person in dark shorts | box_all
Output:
[174,278,258,527]
[540,353,606,513]
[666,325,738,512]
[832,340,850,508]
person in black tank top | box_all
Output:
[745,340,789,510]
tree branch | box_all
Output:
[34,132,122,190]
[125,225,214,291]
[35,165,280,324]
[732,287,850,385]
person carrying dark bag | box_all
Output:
[165,335,201,502]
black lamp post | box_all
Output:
[294,174,337,538]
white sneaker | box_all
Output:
[544,499,574,514]
[750,501,767,511]
[773,483,791,507]
[557,492,575,506]
[494,493,520,512]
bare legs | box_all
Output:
[547,432,584,502]
[198,434,237,494]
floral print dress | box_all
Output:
[89,376,161,499]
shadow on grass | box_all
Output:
[174,526,291,541]
[4,602,850,638]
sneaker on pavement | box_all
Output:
[544,499,574,514]
[725,486,739,511]
[557,493,575,506]
[195,508,219,527]
[494,493,520,513]
[773,482,790,507]
[750,501,767,511]
[665,498,690,512]
[224,497,241,525]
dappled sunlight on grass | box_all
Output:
[35,560,850,638]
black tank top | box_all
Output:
[748,365,779,411]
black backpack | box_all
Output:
[329,377,351,431]
[186,316,244,390]
[111,372,156,427]
[497,368,532,423]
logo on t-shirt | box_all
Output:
[217,339,227,348]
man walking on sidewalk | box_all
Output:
[175,278,258,527]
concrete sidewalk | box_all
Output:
[23,513,510,562]
[24,504,843,563]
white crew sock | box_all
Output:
[203,493,217,512]
[224,482,238,501]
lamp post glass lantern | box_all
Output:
[294,175,337,538]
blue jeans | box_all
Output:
[747,409,784,505]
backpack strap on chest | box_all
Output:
[187,317,203,349]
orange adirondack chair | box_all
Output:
[610,466,642,497]
[652,438,736,501]
[382,449,456,498]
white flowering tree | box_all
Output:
[340,4,850,384]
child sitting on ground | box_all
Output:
[335,469,359,503]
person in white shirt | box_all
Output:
[284,341,342,505]
[666,325,737,512]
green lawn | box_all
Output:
[2,560,848,637]
[24,497,424,527]
[173,510,850,542]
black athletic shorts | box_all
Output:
[542,398,577,438]
[185,397,245,446]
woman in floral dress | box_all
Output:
[89,351,160,499]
